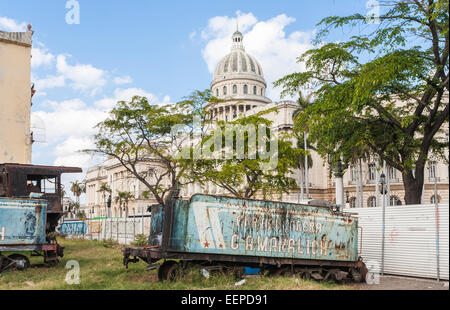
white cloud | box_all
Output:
[53,136,96,169]
[34,75,65,90]
[32,87,172,171]
[201,12,314,100]
[56,55,107,95]
[31,47,55,68]
[32,99,107,142]
[94,87,169,110]
[113,75,133,85]
[0,16,27,32]
[32,98,107,171]
[33,55,108,94]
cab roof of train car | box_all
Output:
[0,163,82,176]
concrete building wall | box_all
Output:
[0,30,33,164]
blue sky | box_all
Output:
[0,0,376,199]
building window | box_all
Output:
[388,166,396,180]
[368,163,376,181]
[223,86,227,96]
[243,85,248,94]
[349,197,357,208]
[431,195,440,204]
[428,161,437,180]
[261,88,264,96]
[233,85,237,94]
[368,196,376,208]
[350,165,358,182]
[390,196,401,206]
[253,85,257,95]
[216,88,219,97]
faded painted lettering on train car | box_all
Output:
[170,195,359,262]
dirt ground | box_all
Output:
[350,275,449,290]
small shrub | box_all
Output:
[100,239,119,248]
[131,234,148,246]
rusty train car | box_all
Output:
[0,163,81,272]
[123,194,367,282]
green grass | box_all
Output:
[0,238,355,290]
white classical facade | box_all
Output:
[85,30,449,218]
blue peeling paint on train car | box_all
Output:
[0,197,47,245]
[167,194,359,262]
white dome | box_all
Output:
[212,31,266,86]
[210,31,270,105]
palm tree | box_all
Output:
[115,191,133,218]
[293,91,315,199]
[295,138,314,200]
[70,180,85,214]
[347,146,371,208]
[97,182,111,218]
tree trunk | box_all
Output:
[402,170,424,205]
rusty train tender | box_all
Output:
[123,194,368,282]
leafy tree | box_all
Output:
[275,0,449,204]
[76,210,86,220]
[177,89,223,139]
[70,180,85,206]
[97,182,111,217]
[86,91,219,205]
[292,92,315,199]
[186,110,300,199]
[68,201,79,214]
[114,191,133,218]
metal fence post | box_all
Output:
[103,218,106,241]
[125,214,127,245]
[434,177,440,282]
[381,161,386,275]
[141,206,144,235]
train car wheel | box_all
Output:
[0,254,9,272]
[7,254,30,271]
[350,268,362,282]
[158,261,180,282]
[232,266,245,279]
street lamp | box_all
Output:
[380,173,386,194]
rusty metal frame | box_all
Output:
[123,246,362,270]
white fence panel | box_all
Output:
[344,204,448,280]
[61,216,151,245]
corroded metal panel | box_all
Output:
[169,195,359,262]
[0,197,47,245]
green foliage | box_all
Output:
[76,210,86,220]
[131,234,148,247]
[185,110,300,199]
[70,180,85,205]
[85,95,195,204]
[275,0,449,204]
[0,239,350,290]
[99,238,119,248]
